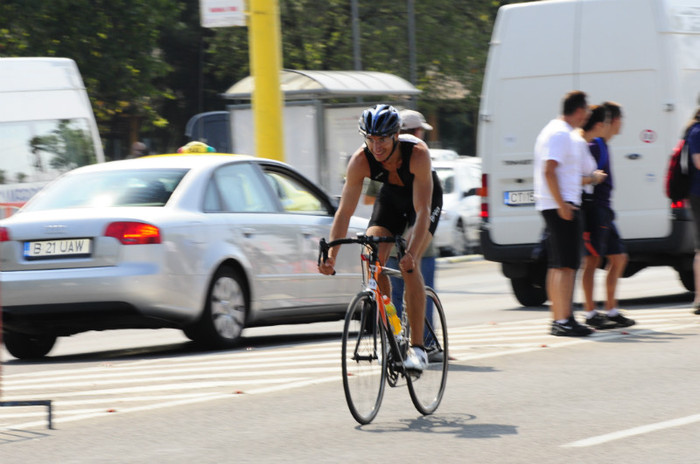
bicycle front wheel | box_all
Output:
[342,292,387,425]
[406,286,448,415]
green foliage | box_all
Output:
[0,0,536,155]
[0,0,182,132]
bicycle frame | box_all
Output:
[320,235,410,369]
[321,234,448,424]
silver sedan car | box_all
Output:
[0,154,367,359]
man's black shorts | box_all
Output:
[541,207,582,270]
[368,172,443,236]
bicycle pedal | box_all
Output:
[407,370,422,380]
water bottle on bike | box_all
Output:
[383,295,402,336]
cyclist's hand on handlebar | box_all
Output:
[399,252,415,274]
[318,255,336,276]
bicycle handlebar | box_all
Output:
[318,234,407,269]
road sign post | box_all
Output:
[200,0,284,162]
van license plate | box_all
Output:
[504,190,535,206]
[24,238,92,259]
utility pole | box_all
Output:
[407,0,417,109]
[351,0,362,71]
[248,0,284,161]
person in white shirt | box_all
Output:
[534,91,606,337]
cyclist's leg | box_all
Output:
[365,224,395,297]
[400,227,431,347]
[387,244,435,322]
[407,287,448,415]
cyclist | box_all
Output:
[318,104,442,372]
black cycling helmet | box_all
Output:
[358,104,402,137]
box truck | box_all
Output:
[478,0,700,306]
[0,57,105,217]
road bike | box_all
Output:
[319,234,448,424]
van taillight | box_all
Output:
[480,173,489,220]
[0,227,9,241]
[105,221,161,245]
[671,200,686,209]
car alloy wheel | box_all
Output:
[210,271,246,342]
[187,265,247,348]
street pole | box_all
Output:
[407,0,417,110]
[351,0,361,71]
[248,0,285,161]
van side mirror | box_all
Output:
[463,188,478,198]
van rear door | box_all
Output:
[479,1,578,250]
[578,0,671,240]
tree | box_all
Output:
[205,0,533,155]
[0,0,536,157]
[0,0,182,157]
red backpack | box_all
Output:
[665,138,690,202]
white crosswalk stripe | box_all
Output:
[1,307,697,430]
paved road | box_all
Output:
[1,259,699,463]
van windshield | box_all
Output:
[0,118,98,213]
[0,118,98,184]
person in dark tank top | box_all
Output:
[318,104,442,372]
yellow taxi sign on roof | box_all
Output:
[177,141,216,153]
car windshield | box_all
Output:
[21,168,189,212]
[435,167,455,194]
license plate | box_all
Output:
[504,190,535,206]
[24,238,92,259]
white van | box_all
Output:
[478,0,700,306]
[0,57,105,217]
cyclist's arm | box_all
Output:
[406,144,433,260]
[327,148,368,261]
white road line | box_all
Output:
[2,358,340,388]
[1,392,235,431]
[3,377,308,401]
[2,311,698,432]
[563,413,700,447]
[3,366,340,393]
[5,348,342,380]
[448,322,700,361]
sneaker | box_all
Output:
[585,311,618,330]
[693,304,700,315]
[403,346,428,372]
[551,317,593,337]
[607,312,636,328]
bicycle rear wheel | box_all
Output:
[406,286,448,415]
[342,292,387,424]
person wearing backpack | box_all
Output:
[684,108,700,314]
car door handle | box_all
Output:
[241,228,256,238]
[301,228,315,238]
[626,153,641,160]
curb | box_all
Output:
[436,254,484,266]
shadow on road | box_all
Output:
[360,412,518,439]
[508,290,693,314]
